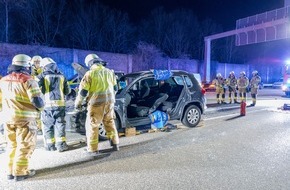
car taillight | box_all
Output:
[201,88,206,95]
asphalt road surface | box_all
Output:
[1,88,290,190]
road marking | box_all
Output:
[204,108,269,121]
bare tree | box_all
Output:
[103,9,133,53]
[19,0,66,46]
[197,18,223,60]
[63,0,107,50]
[139,8,202,59]
[0,0,27,42]
[163,9,199,58]
[133,41,164,71]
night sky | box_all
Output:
[99,0,284,30]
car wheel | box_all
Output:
[182,105,201,128]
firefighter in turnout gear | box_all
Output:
[31,55,43,135]
[0,54,44,181]
[249,70,261,106]
[237,71,249,102]
[226,71,238,103]
[31,55,43,77]
[75,53,119,156]
[38,57,71,152]
[212,73,226,104]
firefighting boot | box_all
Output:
[46,144,57,151]
[15,170,36,182]
[7,174,14,180]
[109,140,120,151]
[56,142,69,152]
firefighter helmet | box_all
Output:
[31,55,42,65]
[252,70,258,75]
[240,71,246,76]
[41,57,56,68]
[216,73,222,78]
[85,53,107,68]
[12,54,31,67]
[230,71,235,75]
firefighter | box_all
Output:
[31,56,43,135]
[212,73,226,104]
[226,71,238,103]
[31,55,43,77]
[74,53,119,156]
[38,57,71,152]
[237,71,249,102]
[0,54,44,181]
[249,70,261,106]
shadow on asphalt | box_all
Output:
[224,115,245,121]
[27,127,188,181]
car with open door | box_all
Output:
[67,63,206,140]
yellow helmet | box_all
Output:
[12,54,31,67]
[41,57,56,68]
[31,55,42,65]
[85,53,106,67]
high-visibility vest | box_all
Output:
[41,74,69,108]
[79,64,116,104]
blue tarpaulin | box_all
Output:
[152,69,172,81]
[148,110,169,129]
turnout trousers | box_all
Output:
[41,107,67,148]
[5,120,37,176]
[86,102,119,152]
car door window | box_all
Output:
[173,76,184,85]
[184,76,193,87]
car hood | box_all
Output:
[71,62,89,78]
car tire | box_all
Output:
[182,105,201,128]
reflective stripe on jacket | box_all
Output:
[0,72,43,121]
[78,64,116,105]
[39,74,70,108]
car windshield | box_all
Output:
[117,75,138,94]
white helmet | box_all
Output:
[252,70,258,75]
[12,54,31,67]
[216,73,222,78]
[85,53,106,68]
[41,57,56,68]
[31,55,42,65]
[230,71,235,75]
[240,71,246,76]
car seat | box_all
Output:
[128,94,169,117]
[139,80,150,99]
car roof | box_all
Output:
[123,70,191,78]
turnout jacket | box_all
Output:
[38,63,70,108]
[0,68,44,121]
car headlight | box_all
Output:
[282,85,288,91]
